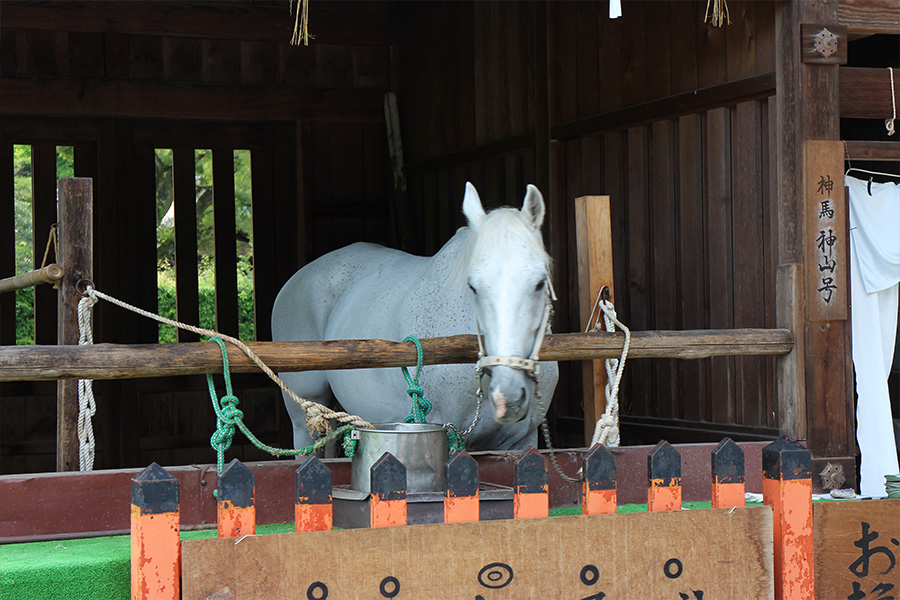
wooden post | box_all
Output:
[294,456,333,532]
[57,177,93,471]
[775,0,855,488]
[648,441,682,511]
[444,450,480,524]
[513,446,549,519]
[711,438,746,509]
[763,437,814,600]
[582,443,617,515]
[370,452,406,528]
[216,459,255,538]
[131,463,180,600]
[574,195,615,445]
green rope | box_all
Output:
[402,335,432,423]
[206,336,354,472]
[401,336,466,454]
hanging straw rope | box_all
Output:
[704,0,731,27]
[290,0,311,46]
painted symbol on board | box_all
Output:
[664,558,683,579]
[477,562,514,589]
[306,581,328,600]
[379,575,400,598]
[579,564,607,599]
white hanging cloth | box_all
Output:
[609,0,622,19]
[846,175,900,497]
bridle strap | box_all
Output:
[474,276,555,377]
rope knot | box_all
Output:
[218,395,244,424]
[303,402,333,437]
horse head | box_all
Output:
[458,182,554,424]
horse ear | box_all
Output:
[521,184,545,229]
[462,182,486,228]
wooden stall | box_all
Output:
[1,0,898,492]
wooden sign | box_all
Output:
[804,141,847,321]
[814,499,900,599]
[182,506,773,599]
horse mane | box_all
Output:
[446,206,552,289]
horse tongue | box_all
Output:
[491,390,507,419]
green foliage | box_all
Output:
[156,256,256,343]
[12,145,257,345]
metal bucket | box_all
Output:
[350,423,448,494]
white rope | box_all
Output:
[82,286,373,437]
[585,290,631,448]
[77,292,99,471]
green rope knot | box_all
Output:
[402,336,432,424]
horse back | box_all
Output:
[271,242,422,342]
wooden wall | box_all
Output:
[395,1,780,446]
[0,0,393,472]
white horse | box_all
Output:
[271,182,559,451]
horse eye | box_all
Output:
[534,280,546,293]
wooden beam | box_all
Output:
[0,328,794,382]
[0,2,396,46]
[838,0,900,35]
[551,73,776,140]
[840,67,898,119]
[0,77,385,122]
[845,140,900,161]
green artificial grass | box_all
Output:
[0,524,294,600]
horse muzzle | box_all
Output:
[478,355,537,424]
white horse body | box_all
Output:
[272,183,558,451]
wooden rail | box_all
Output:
[0,264,62,294]
[0,328,793,382]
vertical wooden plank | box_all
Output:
[444,450,480,524]
[370,452,407,528]
[711,437,746,509]
[131,463,180,600]
[172,148,200,343]
[732,101,768,427]
[649,120,678,420]
[31,143,57,346]
[575,196,614,445]
[648,440,682,511]
[706,107,736,425]
[513,447,548,519]
[56,177,92,472]
[763,437,814,600]
[677,114,707,422]
[212,148,238,338]
[625,126,651,419]
[575,1,600,120]
[582,444,617,515]
[642,2,672,101]
[0,142,15,346]
[551,2,578,124]
[250,144,275,342]
[295,456,333,532]
[217,459,256,538]
[132,143,159,344]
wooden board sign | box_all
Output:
[182,506,773,599]
[804,140,847,321]
[814,499,900,599]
